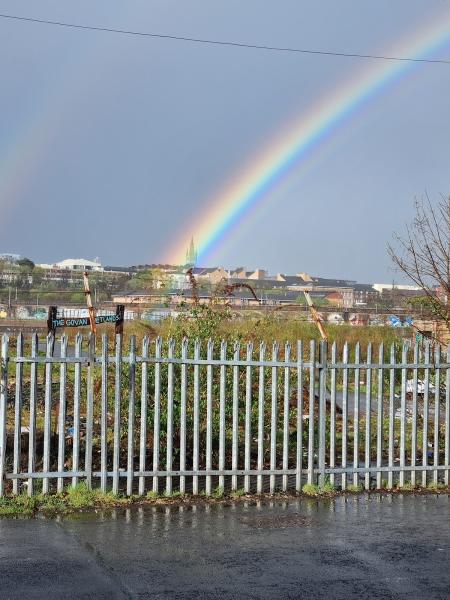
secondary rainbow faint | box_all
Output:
[0,18,112,235]
[165,10,450,267]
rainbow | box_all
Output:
[166,10,450,266]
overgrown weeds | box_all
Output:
[302,480,337,497]
[211,486,224,499]
[0,483,133,517]
[346,484,364,493]
[1,481,449,518]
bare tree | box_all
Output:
[388,194,450,328]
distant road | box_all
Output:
[0,320,47,334]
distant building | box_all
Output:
[248,269,268,280]
[353,284,380,306]
[230,267,253,279]
[39,258,103,272]
[0,253,23,263]
[230,267,273,281]
[373,283,422,294]
[192,267,229,284]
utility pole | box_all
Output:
[83,272,97,334]
[303,290,327,341]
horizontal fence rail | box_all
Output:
[0,333,450,496]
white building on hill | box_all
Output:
[39,258,103,272]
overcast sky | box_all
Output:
[0,1,449,282]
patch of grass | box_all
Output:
[0,484,134,517]
[146,491,159,500]
[38,494,68,513]
[427,481,446,492]
[302,483,320,497]
[2,478,449,518]
[346,484,363,493]
[320,480,337,494]
[211,486,224,499]
[302,480,337,497]
[398,482,415,492]
[65,483,96,508]
[163,490,183,499]
[0,494,37,516]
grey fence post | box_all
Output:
[0,334,9,497]
[84,333,96,489]
[329,342,337,488]
[113,334,123,495]
[341,342,349,491]
[257,342,266,494]
[165,338,174,496]
[387,343,396,490]
[422,343,431,488]
[364,343,373,491]
[193,339,200,495]
[152,337,161,495]
[218,341,227,491]
[72,333,82,488]
[28,334,38,496]
[318,340,327,488]
[100,333,109,493]
[282,343,291,492]
[42,334,53,495]
[12,333,23,495]
[308,340,316,486]
[127,336,137,496]
[353,343,361,488]
[433,345,441,485]
[138,336,149,496]
[206,339,214,496]
[179,338,188,495]
[57,335,68,493]
[244,342,253,494]
[270,342,279,493]
[376,343,384,490]
[399,343,408,488]
[445,345,450,487]
[411,343,419,488]
[231,341,241,492]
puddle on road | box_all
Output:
[239,514,314,529]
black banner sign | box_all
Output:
[48,305,125,335]
[51,314,121,328]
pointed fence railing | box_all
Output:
[0,333,449,496]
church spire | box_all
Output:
[185,236,198,267]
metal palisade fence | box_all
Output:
[0,332,449,496]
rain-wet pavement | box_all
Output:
[0,494,449,599]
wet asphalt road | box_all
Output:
[0,494,449,599]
